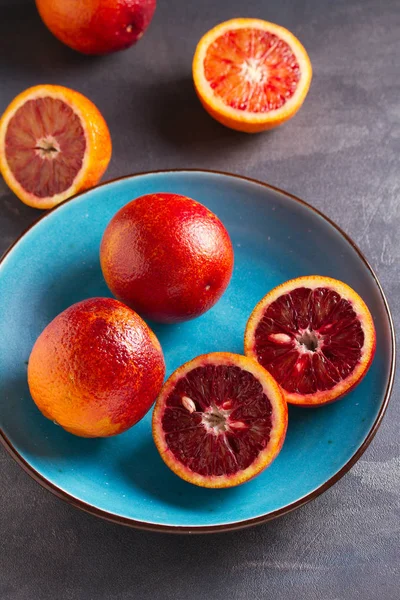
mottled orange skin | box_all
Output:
[28,298,165,437]
[100,193,234,323]
[36,0,156,55]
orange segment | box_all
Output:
[0,85,112,209]
[193,18,312,133]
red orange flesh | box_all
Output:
[28,298,165,437]
[245,276,376,406]
[193,19,312,132]
[152,353,288,488]
[100,193,234,323]
[0,85,111,209]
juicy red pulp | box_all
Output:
[254,287,364,395]
[204,28,300,113]
[162,365,273,477]
[5,97,86,198]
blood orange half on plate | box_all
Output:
[152,352,288,488]
[193,18,312,132]
[0,85,111,209]
[245,276,376,406]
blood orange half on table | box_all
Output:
[152,352,287,488]
[0,85,111,209]
[245,276,376,406]
[192,18,312,133]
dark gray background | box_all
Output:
[1,0,399,598]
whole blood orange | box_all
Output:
[193,18,312,133]
[100,193,234,323]
[245,276,376,406]
[0,85,111,209]
[152,353,287,488]
[36,0,156,55]
[28,298,165,437]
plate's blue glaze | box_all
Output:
[0,171,394,530]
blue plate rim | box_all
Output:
[0,169,396,534]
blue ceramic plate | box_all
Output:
[0,170,395,533]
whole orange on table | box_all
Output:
[36,0,156,55]
[0,85,111,209]
[100,193,234,323]
[193,18,312,132]
[28,298,165,437]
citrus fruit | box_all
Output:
[192,18,312,133]
[36,0,156,55]
[28,297,165,437]
[245,276,376,406]
[152,352,287,488]
[100,193,234,323]
[0,85,111,209]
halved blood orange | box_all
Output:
[0,85,111,209]
[193,18,312,133]
[245,276,376,406]
[152,352,287,488]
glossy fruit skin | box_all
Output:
[36,0,156,55]
[28,298,165,437]
[100,193,234,323]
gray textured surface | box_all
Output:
[0,0,399,598]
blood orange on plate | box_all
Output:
[245,276,376,406]
[152,352,287,488]
[100,193,234,323]
[28,298,165,438]
[0,85,111,209]
[192,18,312,133]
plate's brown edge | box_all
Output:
[0,168,396,535]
